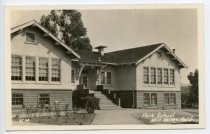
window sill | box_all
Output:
[25,41,38,45]
[143,84,176,88]
[12,81,62,85]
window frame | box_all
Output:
[106,72,112,84]
[12,93,23,106]
[150,67,156,84]
[157,68,162,85]
[143,67,149,84]
[163,68,169,85]
[25,32,36,44]
[38,57,49,82]
[100,71,105,84]
[25,56,36,81]
[164,93,176,105]
[143,93,157,106]
[39,93,50,106]
[51,58,61,82]
[169,69,175,85]
[71,69,75,83]
[11,55,22,81]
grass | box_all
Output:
[13,113,95,125]
[132,109,199,125]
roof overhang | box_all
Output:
[11,20,80,59]
[136,43,187,68]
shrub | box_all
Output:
[81,96,100,113]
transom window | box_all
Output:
[39,93,50,106]
[144,93,157,106]
[12,93,23,106]
[150,67,156,84]
[163,68,169,85]
[170,69,175,85]
[26,32,35,43]
[51,58,61,82]
[157,68,162,84]
[39,58,48,81]
[25,56,36,81]
[143,67,149,84]
[164,93,176,105]
[11,55,22,80]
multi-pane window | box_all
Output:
[157,68,162,84]
[39,94,50,106]
[144,93,150,105]
[170,69,175,85]
[39,58,48,81]
[143,67,149,84]
[100,72,105,84]
[26,32,35,43]
[107,72,112,84]
[144,93,157,106]
[51,58,60,82]
[151,93,157,105]
[150,67,156,84]
[164,93,176,105]
[11,55,22,80]
[25,56,36,81]
[12,93,23,106]
[71,69,75,83]
[163,68,169,85]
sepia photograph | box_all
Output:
[4,4,204,130]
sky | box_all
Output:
[10,9,198,84]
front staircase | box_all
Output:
[94,91,121,110]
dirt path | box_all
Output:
[91,109,143,125]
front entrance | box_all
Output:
[79,70,88,88]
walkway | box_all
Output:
[91,109,143,125]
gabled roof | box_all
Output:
[76,43,187,68]
[11,20,80,58]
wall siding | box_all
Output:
[12,89,73,110]
[136,91,181,109]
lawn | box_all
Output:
[132,109,199,125]
[12,112,95,125]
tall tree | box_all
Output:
[187,69,199,107]
[40,10,92,50]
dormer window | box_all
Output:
[26,32,35,44]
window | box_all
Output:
[164,93,176,105]
[100,72,105,84]
[51,58,61,82]
[25,56,36,81]
[11,55,22,80]
[163,69,169,85]
[107,72,112,84]
[71,69,75,83]
[151,93,157,105]
[143,67,149,84]
[39,94,50,106]
[39,58,48,81]
[150,67,156,84]
[26,32,35,43]
[144,93,157,106]
[157,68,162,84]
[157,51,163,59]
[144,93,150,105]
[12,93,23,106]
[170,69,175,85]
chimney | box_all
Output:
[94,46,107,56]
[173,49,176,54]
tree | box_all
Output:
[187,69,199,107]
[40,10,92,51]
